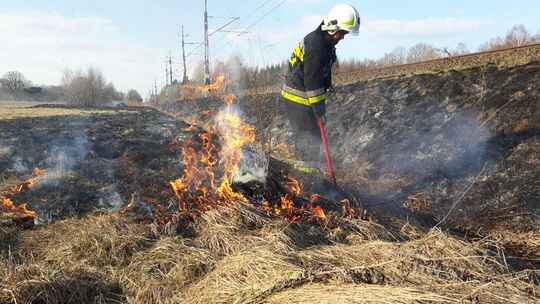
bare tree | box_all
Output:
[406,43,440,63]
[126,89,143,105]
[505,24,531,47]
[479,24,534,51]
[0,71,31,100]
[62,67,119,106]
[381,46,406,66]
[478,36,505,51]
[455,42,469,55]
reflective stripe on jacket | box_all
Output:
[281,25,336,110]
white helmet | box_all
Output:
[321,4,360,36]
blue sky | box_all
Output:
[1,0,539,97]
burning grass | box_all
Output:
[1,206,538,303]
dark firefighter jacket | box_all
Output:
[281,24,336,117]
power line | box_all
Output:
[165,0,286,85]
[245,0,287,31]
[209,0,274,53]
[212,0,288,57]
[244,0,273,21]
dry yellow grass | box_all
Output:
[121,237,218,303]
[14,211,157,268]
[265,283,455,303]
[178,248,303,304]
[0,107,137,120]
[264,280,538,304]
[1,205,538,304]
[0,100,65,108]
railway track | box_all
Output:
[333,43,540,85]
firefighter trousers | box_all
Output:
[283,98,322,167]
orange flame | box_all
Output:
[340,198,359,217]
[220,94,236,107]
[1,168,43,221]
[262,200,271,215]
[119,194,136,215]
[312,206,326,219]
[181,75,228,94]
[283,173,302,196]
[2,197,37,218]
[169,79,255,214]
[27,167,45,189]
[309,194,320,205]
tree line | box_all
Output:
[0,68,143,106]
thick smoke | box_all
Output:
[98,185,124,210]
[0,139,12,159]
[12,157,28,173]
[37,136,89,186]
[31,118,90,188]
[234,147,268,183]
[214,100,269,184]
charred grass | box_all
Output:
[1,205,538,304]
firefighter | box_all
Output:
[281,4,360,187]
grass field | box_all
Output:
[0,101,136,120]
[0,100,66,108]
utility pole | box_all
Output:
[154,80,157,96]
[168,51,173,85]
[165,57,169,87]
[181,26,189,84]
[203,0,210,84]
[201,1,240,85]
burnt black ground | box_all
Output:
[161,61,540,233]
[0,106,189,222]
[0,105,332,224]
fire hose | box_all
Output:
[317,117,336,184]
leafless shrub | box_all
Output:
[479,24,537,51]
[126,89,143,105]
[61,67,121,106]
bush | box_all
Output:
[61,67,120,106]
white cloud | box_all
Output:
[0,12,147,91]
[0,12,112,34]
[12,36,106,51]
[362,17,492,38]
[0,12,114,64]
